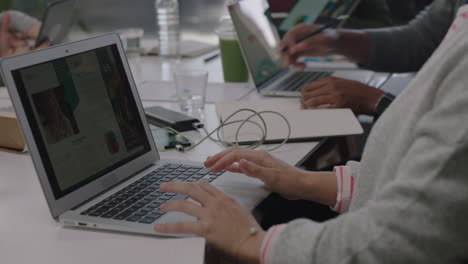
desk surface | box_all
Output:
[0,52,321,263]
[0,151,205,264]
[0,105,319,264]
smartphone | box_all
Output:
[145,106,201,132]
[35,0,77,47]
[152,129,192,150]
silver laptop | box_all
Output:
[0,33,267,237]
[228,0,376,97]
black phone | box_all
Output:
[145,106,201,132]
[152,129,192,150]
[35,0,76,47]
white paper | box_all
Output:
[216,98,363,143]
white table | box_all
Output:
[0,105,319,264]
[0,54,322,263]
[0,151,205,264]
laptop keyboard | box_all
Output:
[272,71,332,92]
[80,163,224,224]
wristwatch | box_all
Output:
[374,93,395,121]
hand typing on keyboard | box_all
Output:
[301,76,385,115]
[154,146,318,262]
[80,163,224,224]
[154,180,265,262]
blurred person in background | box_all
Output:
[268,0,433,30]
[0,10,47,58]
[152,4,468,262]
[281,0,458,119]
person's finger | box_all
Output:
[285,53,304,68]
[302,79,330,92]
[204,147,244,168]
[35,41,51,50]
[160,200,204,219]
[14,32,26,40]
[284,54,293,67]
[289,41,313,57]
[11,39,28,48]
[209,150,271,173]
[238,159,274,182]
[27,22,41,39]
[3,47,14,57]
[11,46,33,56]
[154,221,200,235]
[225,163,241,173]
[315,103,336,109]
[1,13,10,33]
[197,181,226,198]
[281,24,318,49]
[302,87,333,99]
[160,181,213,205]
[294,62,306,71]
[303,95,336,108]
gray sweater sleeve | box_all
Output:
[268,41,468,263]
[345,161,361,180]
[0,10,39,34]
[362,0,459,72]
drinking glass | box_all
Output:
[174,69,208,112]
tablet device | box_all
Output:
[278,0,360,33]
[35,0,77,47]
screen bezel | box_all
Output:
[1,33,159,219]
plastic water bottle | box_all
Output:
[155,0,180,56]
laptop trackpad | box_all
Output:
[211,172,269,211]
[158,211,197,223]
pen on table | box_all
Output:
[204,53,219,63]
[281,15,349,53]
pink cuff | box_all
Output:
[332,166,355,213]
[260,224,287,264]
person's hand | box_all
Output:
[280,23,339,70]
[27,22,41,39]
[154,181,265,263]
[0,13,29,57]
[301,76,385,115]
[205,147,309,200]
[0,13,49,58]
[1,13,15,56]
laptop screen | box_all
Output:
[11,44,151,199]
[229,0,284,87]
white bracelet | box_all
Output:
[235,227,260,263]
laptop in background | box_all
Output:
[0,33,268,237]
[228,0,375,97]
[35,0,77,47]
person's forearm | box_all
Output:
[238,230,266,263]
[296,171,337,207]
[332,29,371,66]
